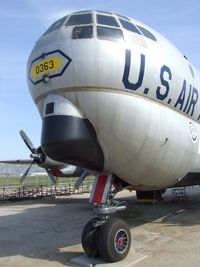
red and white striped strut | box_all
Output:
[89,175,113,205]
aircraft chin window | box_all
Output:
[97,14,120,27]
[72,26,93,39]
[97,26,123,41]
[43,16,68,36]
[119,19,141,35]
[136,25,157,41]
[67,14,92,26]
[45,102,54,115]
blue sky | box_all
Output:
[0,0,200,160]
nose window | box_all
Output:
[97,26,123,41]
[43,16,68,36]
[97,14,119,27]
[67,14,92,26]
[136,25,157,41]
[72,26,93,39]
[119,19,141,35]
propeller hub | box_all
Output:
[30,153,43,163]
[19,130,57,185]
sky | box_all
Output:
[0,0,200,160]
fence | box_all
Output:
[0,181,93,201]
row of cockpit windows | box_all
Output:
[72,26,123,41]
[43,12,157,42]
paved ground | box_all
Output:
[0,187,200,267]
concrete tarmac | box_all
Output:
[0,187,200,267]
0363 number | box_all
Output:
[35,60,54,74]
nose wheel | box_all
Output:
[81,174,131,262]
[98,217,131,262]
[82,217,131,262]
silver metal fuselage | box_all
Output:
[27,11,200,190]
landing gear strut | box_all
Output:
[81,175,131,262]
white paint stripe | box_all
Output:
[129,255,148,266]
[95,250,148,267]
[71,251,148,267]
[101,175,113,204]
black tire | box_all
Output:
[81,218,100,258]
[98,217,131,262]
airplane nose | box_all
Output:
[41,96,104,172]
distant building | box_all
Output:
[0,163,45,176]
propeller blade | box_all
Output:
[74,171,88,189]
[19,130,36,153]
[46,169,58,185]
[20,160,34,184]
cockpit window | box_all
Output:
[97,14,119,27]
[67,14,92,26]
[136,25,157,41]
[116,13,130,21]
[97,26,123,41]
[119,19,141,35]
[43,16,67,36]
[72,26,93,39]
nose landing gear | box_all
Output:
[81,175,131,262]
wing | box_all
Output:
[0,160,34,164]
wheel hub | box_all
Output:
[114,229,129,254]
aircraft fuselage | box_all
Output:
[27,10,200,190]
